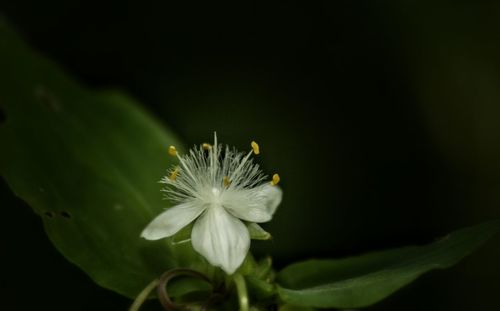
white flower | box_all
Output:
[141,133,282,274]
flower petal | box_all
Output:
[261,185,282,216]
[191,206,250,274]
[141,202,205,240]
[222,185,283,223]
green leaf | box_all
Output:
[278,305,315,311]
[0,19,207,298]
[276,220,500,308]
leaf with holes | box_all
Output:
[276,220,500,309]
[0,19,209,298]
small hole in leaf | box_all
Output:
[35,86,60,112]
[0,107,6,124]
[44,211,55,218]
[60,211,72,219]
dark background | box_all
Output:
[1,1,500,310]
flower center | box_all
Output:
[209,187,223,206]
[211,187,220,197]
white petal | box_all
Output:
[141,202,205,240]
[222,185,283,223]
[260,185,282,216]
[191,206,250,274]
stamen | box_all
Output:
[169,167,179,181]
[229,149,253,181]
[223,176,231,187]
[202,143,212,150]
[251,141,260,155]
[168,146,177,156]
[271,173,280,186]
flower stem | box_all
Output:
[128,279,159,311]
[233,273,249,311]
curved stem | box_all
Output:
[233,273,249,311]
[157,268,211,311]
[129,279,160,311]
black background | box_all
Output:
[1,1,500,310]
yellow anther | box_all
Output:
[251,141,260,155]
[271,173,280,186]
[168,145,177,156]
[202,143,212,150]
[169,167,179,181]
[223,176,231,187]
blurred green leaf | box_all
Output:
[0,19,207,298]
[276,220,500,308]
[278,305,315,311]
